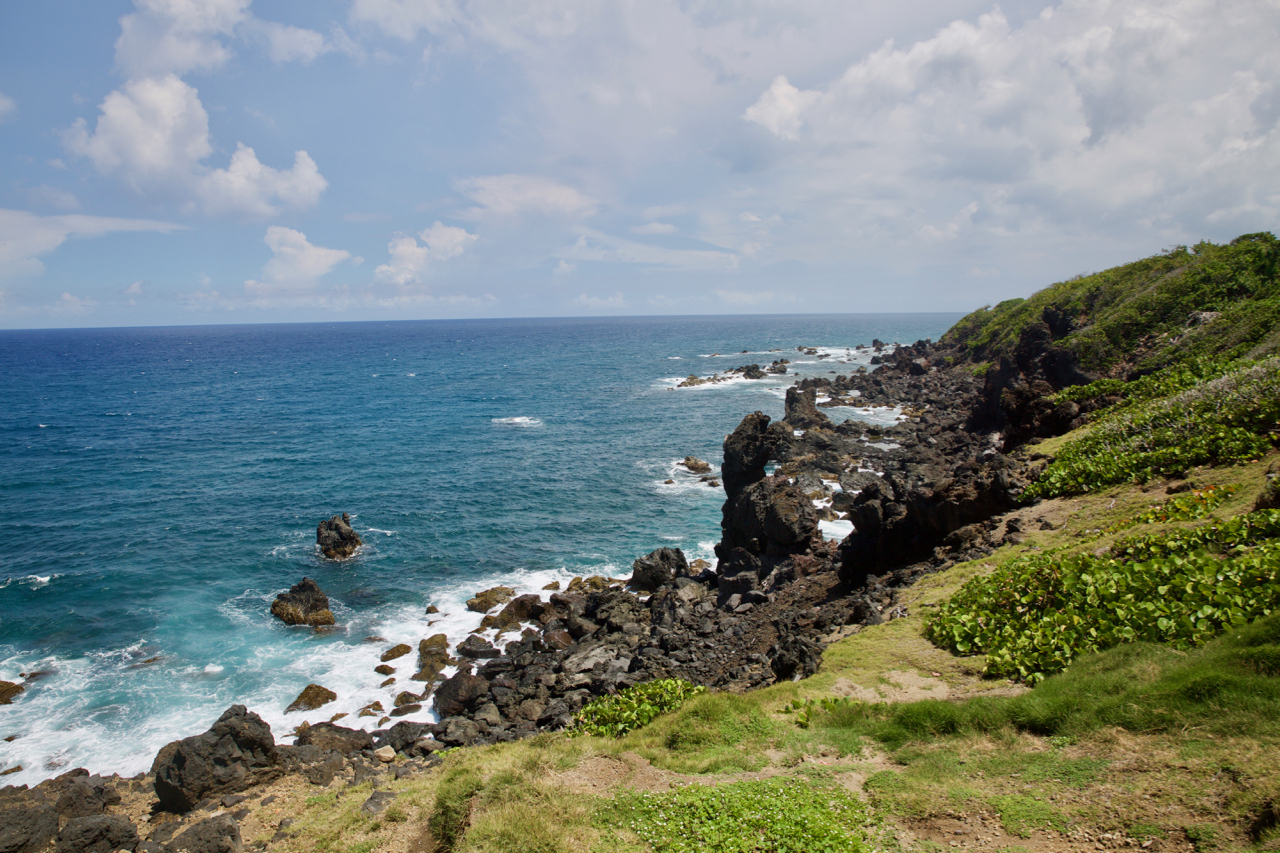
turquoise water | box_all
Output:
[0,313,957,783]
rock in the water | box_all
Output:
[285,684,337,714]
[414,634,453,682]
[169,814,242,853]
[54,815,138,853]
[151,705,280,813]
[381,643,412,662]
[433,671,489,718]
[317,512,361,559]
[466,586,515,613]
[0,681,23,705]
[680,456,712,474]
[294,722,372,755]
[0,805,58,853]
[493,594,545,630]
[629,547,688,592]
[270,578,335,627]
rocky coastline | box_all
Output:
[0,334,1072,853]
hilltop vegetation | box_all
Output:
[943,232,1280,375]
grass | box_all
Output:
[266,453,1280,853]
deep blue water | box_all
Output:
[0,313,958,783]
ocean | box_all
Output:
[0,313,959,785]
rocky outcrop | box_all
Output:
[629,547,687,591]
[151,705,281,813]
[783,386,831,431]
[54,815,137,853]
[680,456,712,474]
[467,587,515,613]
[0,681,22,705]
[270,578,335,627]
[294,722,373,755]
[317,513,361,559]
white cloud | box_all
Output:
[115,0,250,78]
[245,19,332,63]
[559,229,738,272]
[126,281,144,295]
[25,186,81,212]
[631,222,676,235]
[0,208,183,282]
[245,226,353,298]
[715,289,779,306]
[0,92,15,122]
[65,75,327,217]
[456,174,595,218]
[554,259,575,274]
[374,221,477,285]
[349,0,460,40]
[743,76,820,141]
[572,291,627,310]
[53,293,100,314]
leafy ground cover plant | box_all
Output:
[571,678,706,738]
[925,509,1280,682]
[1024,357,1280,499]
[606,778,872,853]
[1105,484,1236,533]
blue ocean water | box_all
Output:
[0,313,958,784]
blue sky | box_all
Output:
[1,0,1277,328]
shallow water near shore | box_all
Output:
[0,313,958,785]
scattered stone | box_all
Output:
[374,664,395,676]
[317,512,362,559]
[373,746,396,763]
[286,684,337,714]
[270,578,335,627]
[393,691,421,708]
[168,814,242,853]
[542,581,561,591]
[361,790,397,815]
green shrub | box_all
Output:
[608,778,872,853]
[571,678,706,738]
[926,510,1280,682]
[1025,358,1280,499]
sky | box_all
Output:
[0,0,1277,329]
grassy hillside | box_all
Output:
[942,232,1280,376]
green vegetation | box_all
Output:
[605,779,872,853]
[925,509,1280,682]
[1024,357,1280,498]
[571,679,706,739]
[942,232,1280,374]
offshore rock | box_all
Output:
[0,681,22,705]
[285,684,337,714]
[629,547,688,592]
[270,578,335,627]
[680,456,712,474]
[317,512,361,559]
[151,705,280,813]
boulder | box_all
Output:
[270,578,335,627]
[414,635,453,682]
[740,364,766,379]
[457,635,498,659]
[494,595,545,630]
[432,671,489,718]
[294,722,372,755]
[54,816,138,853]
[0,805,58,853]
[680,456,712,474]
[783,386,832,431]
[0,682,23,705]
[151,705,280,813]
[466,587,515,613]
[168,814,242,853]
[374,721,429,755]
[286,684,336,714]
[317,513,361,560]
[629,547,687,591]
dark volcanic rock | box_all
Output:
[433,671,489,718]
[494,595,545,630]
[0,805,58,853]
[294,722,372,755]
[457,635,499,659]
[270,578,335,627]
[720,411,788,501]
[54,815,138,853]
[783,386,832,431]
[169,814,242,853]
[680,456,712,474]
[317,512,362,559]
[629,547,687,592]
[285,684,337,713]
[151,705,280,813]
[467,587,515,613]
